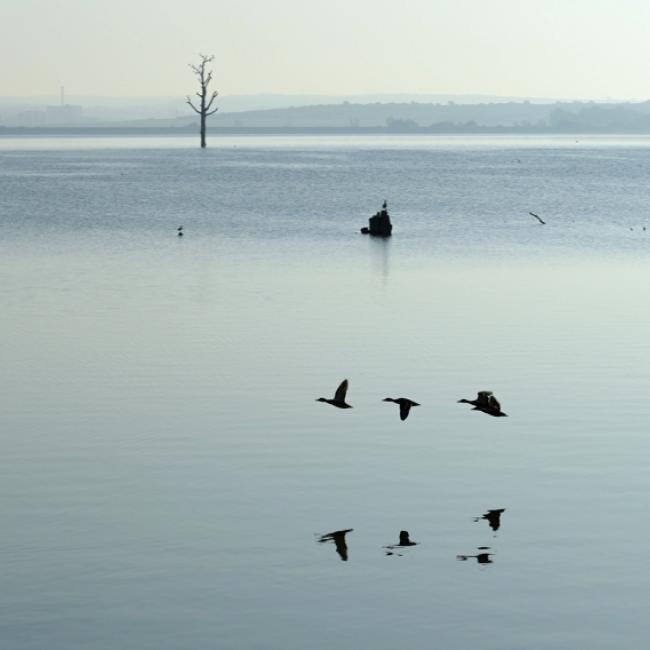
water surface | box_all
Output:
[2,135,650,649]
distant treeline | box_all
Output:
[205,100,650,132]
[6,101,650,135]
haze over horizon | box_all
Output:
[3,0,650,101]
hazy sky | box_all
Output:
[3,0,650,100]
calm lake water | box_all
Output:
[3,134,650,649]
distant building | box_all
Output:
[15,110,46,125]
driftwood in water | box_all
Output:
[529,211,546,225]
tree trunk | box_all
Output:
[200,83,207,148]
[187,55,218,149]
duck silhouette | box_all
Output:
[474,509,505,532]
[318,528,353,561]
[316,379,353,409]
[177,225,184,237]
[382,397,420,421]
[458,391,507,417]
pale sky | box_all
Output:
[3,0,650,100]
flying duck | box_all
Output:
[316,379,353,409]
[457,391,507,417]
[382,397,420,421]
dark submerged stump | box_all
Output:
[361,205,393,237]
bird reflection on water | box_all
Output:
[385,530,418,556]
[474,508,506,532]
[457,547,494,564]
[318,529,353,561]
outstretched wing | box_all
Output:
[334,379,349,402]
[476,391,493,407]
[487,394,501,411]
[399,401,411,421]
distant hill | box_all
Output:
[4,95,650,133]
[208,101,552,128]
[205,100,650,131]
[0,93,586,127]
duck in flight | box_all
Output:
[382,397,420,421]
[316,379,353,409]
[457,391,507,417]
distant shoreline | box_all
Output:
[4,125,650,137]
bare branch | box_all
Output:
[206,107,219,116]
[186,97,201,114]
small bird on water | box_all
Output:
[382,397,420,421]
[316,379,353,409]
[457,391,508,417]
[177,225,184,237]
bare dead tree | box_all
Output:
[186,54,219,149]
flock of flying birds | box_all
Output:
[316,380,508,562]
[316,379,508,419]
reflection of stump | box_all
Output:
[362,209,392,237]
